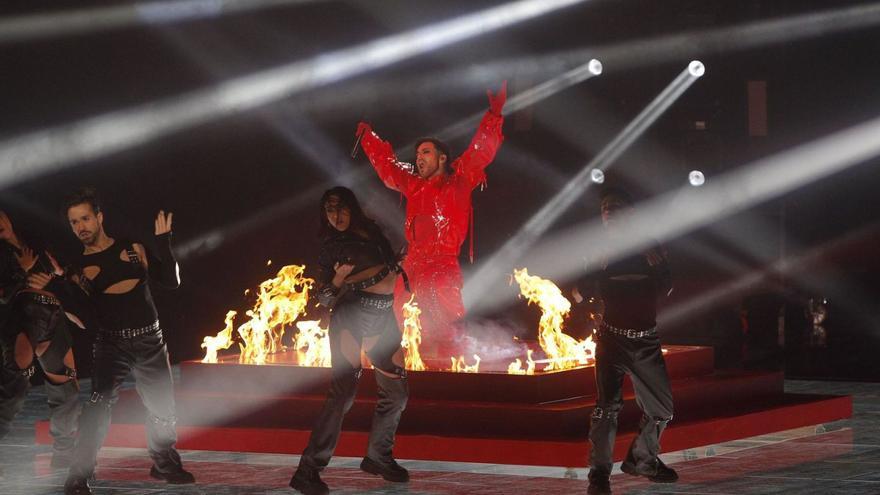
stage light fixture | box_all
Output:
[688,60,705,77]
[588,58,603,75]
[498,112,880,314]
[688,170,705,186]
[426,57,603,146]
[590,168,605,183]
[464,62,704,311]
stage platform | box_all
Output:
[37,344,852,467]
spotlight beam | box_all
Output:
[0,0,589,190]
[177,57,595,260]
[553,2,880,73]
[429,59,603,145]
[463,62,704,309]
[659,222,880,329]
[471,112,880,315]
[0,0,322,44]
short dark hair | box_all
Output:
[63,187,102,216]
[414,137,452,173]
[599,185,634,207]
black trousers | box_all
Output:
[589,331,674,478]
[299,293,408,470]
[0,298,80,456]
[68,327,181,480]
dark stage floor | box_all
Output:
[1,373,878,494]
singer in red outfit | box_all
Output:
[356,83,506,358]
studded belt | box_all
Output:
[21,292,60,306]
[347,265,394,291]
[100,320,160,339]
[355,293,394,311]
[596,321,657,339]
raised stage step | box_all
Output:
[36,392,851,467]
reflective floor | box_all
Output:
[1,378,878,494]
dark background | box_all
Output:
[2,0,879,379]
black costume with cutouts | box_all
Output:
[0,240,80,462]
[578,251,675,483]
[295,224,408,476]
[66,234,185,482]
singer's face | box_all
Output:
[415,142,447,179]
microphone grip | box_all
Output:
[350,129,364,159]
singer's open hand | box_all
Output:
[488,81,508,116]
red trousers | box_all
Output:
[394,255,464,359]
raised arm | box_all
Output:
[145,210,181,289]
[357,122,414,195]
[454,82,507,189]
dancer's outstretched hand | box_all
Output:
[46,251,64,276]
[15,246,38,272]
[155,210,173,236]
[356,121,373,138]
[487,80,508,116]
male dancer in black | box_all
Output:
[0,210,81,469]
[61,189,193,495]
[573,186,678,495]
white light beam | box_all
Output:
[464,62,704,310]
[0,0,588,189]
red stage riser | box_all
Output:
[35,394,852,467]
[107,369,783,439]
[179,345,714,404]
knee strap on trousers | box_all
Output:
[39,331,74,377]
[366,371,408,463]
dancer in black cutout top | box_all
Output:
[61,189,193,495]
[0,210,81,469]
[573,186,678,495]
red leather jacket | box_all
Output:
[360,111,504,259]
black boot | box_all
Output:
[63,476,92,495]
[150,464,196,484]
[620,458,678,483]
[290,465,329,495]
[360,456,409,482]
[363,372,408,482]
[587,469,611,495]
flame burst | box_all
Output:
[401,295,426,371]
[450,355,481,373]
[507,349,536,375]
[294,320,331,367]
[201,310,237,363]
[200,264,318,365]
[512,268,595,372]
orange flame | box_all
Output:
[294,320,331,367]
[401,295,426,371]
[450,354,481,373]
[512,268,595,372]
[200,264,315,365]
[507,349,536,375]
[201,310,237,363]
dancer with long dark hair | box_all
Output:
[0,210,81,470]
[290,186,409,495]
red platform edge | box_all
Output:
[35,394,851,467]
